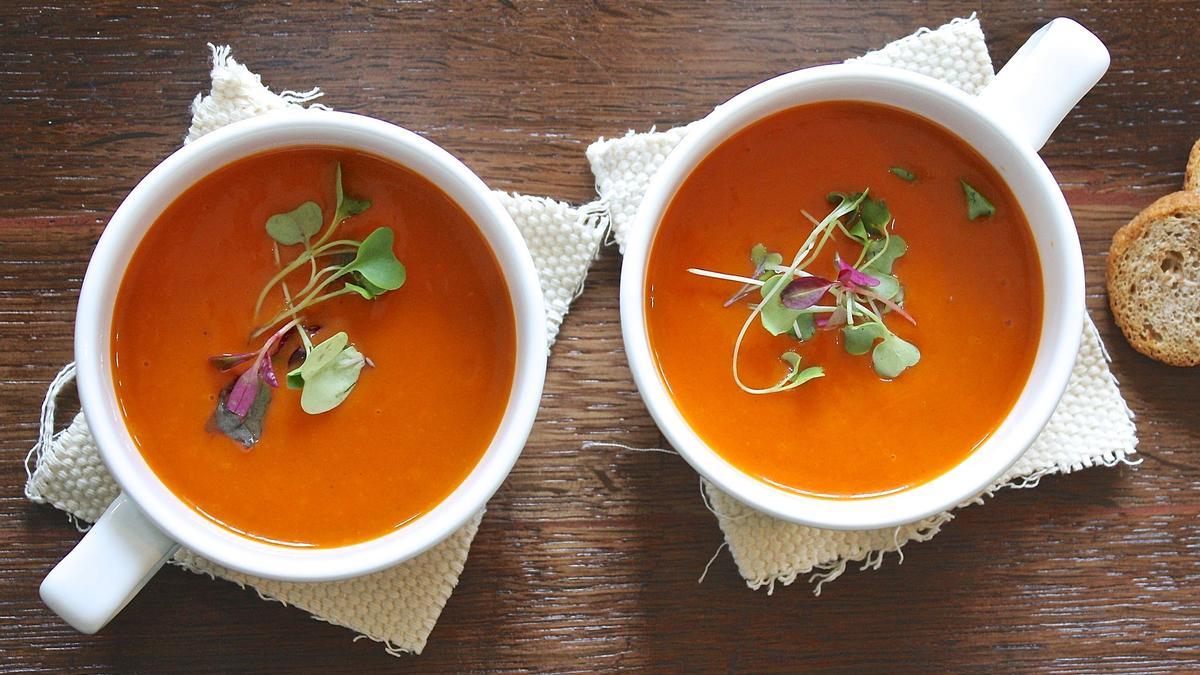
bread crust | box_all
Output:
[1107,190,1200,365]
[1186,137,1200,193]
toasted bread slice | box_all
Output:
[1107,190,1200,365]
[1186,138,1200,193]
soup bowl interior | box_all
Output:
[76,110,546,581]
[622,64,1083,530]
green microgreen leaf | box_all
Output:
[791,313,816,341]
[770,352,824,392]
[265,201,323,245]
[828,190,889,243]
[859,197,891,232]
[299,343,367,414]
[846,218,869,243]
[889,166,916,181]
[344,275,388,300]
[842,321,888,356]
[334,163,371,223]
[827,191,864,205]
[861,234,908,275]
[343,227,407,291]
[960,179,995,220]
[750,243,783,274]
[863,271,901,300]
[750,243,770,267]
[285,331,368,414]
[296,331,349,383]
[872,333,921,378]
[286,367,305,390]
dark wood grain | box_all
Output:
[2,1,1198,671]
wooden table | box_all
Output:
[3,2,1198,671]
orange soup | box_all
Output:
[646,101,1042,498]
[112,147,515,547]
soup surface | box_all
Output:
[113,147,515,547]
[646,101,1042,498]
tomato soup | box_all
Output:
[112,147,515,547]
[645,102,1042,498]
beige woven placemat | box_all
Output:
[25,46,608,655]
[586,15,1139,593]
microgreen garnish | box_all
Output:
[207,381,271,448]
[687,186,921,393]
[780,275,836,310]
[872,333,921,378]
[960,179,995,220]
[285,331,368,414]
[206,163,406,449]
[827,191,891,244]
[724,244,785,307]
[767,352,824,393]
[889,166,917,181]
[265,201,323,245]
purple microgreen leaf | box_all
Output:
[287,345,307,371]
[259,355,280,388]
[225,366,262,418]
[206,381,271,449]
[209,352,256,371]
[835,254,881,290]
[758,274,805,336]
[780,275,834,310]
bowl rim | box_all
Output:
[620,63,1083,530]
[75,110,547,581]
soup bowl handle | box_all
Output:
[40,493,179,634]
[976,17,1110,152]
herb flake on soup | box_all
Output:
[645,101,1041,499]
[112,147,516,548]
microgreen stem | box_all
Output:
[294,264,344,301]
[857,287,916,325]
[858,224,893,270]
[687,268,765,286]
[251,285,358,339]
[252,318,301,370]
[253,238,364,319]
[858,302,886,324]
[271,243,315,352]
